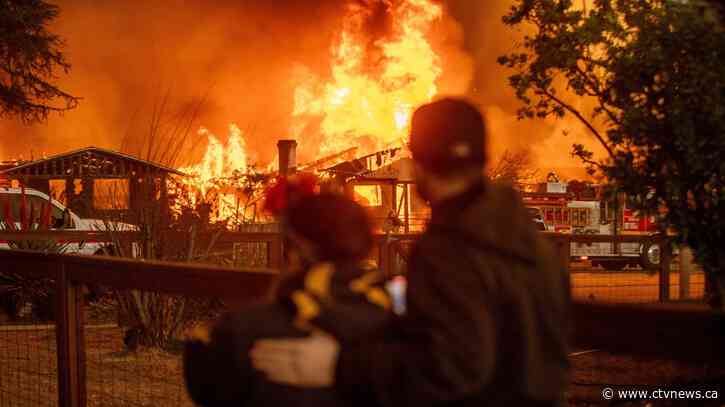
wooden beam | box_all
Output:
[0,230,141,242]
[0,249,278,300]
[55,262,86,407]
[66,255,278,300]
[659,242,672,302]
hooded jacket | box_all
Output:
[336,180,570,407]
[183,261,391,407]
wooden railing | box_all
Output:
[375,232,676,302]
[0,249,277,407]
[0,230,680,304]
[1,231,722,407]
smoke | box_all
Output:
[0,0,602,178]
[0,0,347,164]
[441,0,605,179]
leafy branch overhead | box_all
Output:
[499,0,725,308]
[0,0,80,123]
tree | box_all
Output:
[487,149,538,186]
[0,0,79,123]
[498,0,725,308]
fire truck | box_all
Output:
[523,181,662,271]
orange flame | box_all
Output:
[292,0,443,156]
[176,0,444,226]
[180,124,248,191]
[175,124,252,226]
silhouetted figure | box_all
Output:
[184,194,391,407]
[252,98,571,407]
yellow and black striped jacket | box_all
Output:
[183,261,392,407]
[276,261,392,342]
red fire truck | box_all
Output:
[523,181,661,271]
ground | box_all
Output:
[0,325,196,407]
[2,323,722,406]
[568,350,724,406]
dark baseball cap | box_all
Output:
[409,98,487,174]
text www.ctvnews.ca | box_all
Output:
[601,387,720,401]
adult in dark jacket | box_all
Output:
[184,193,392,407]
[251,98,571,407]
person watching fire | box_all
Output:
[183,180,394,407]
[251,98,571,407]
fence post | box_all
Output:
[548,234,570,272]
[277,140,298,276]
[560,235,571,272]
[268,236,282,269]
[658,239,672,302]
[679,246,693,300]
[56,260,86,407]
[379,236,391,277]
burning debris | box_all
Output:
[173,124,267,228]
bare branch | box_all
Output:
[537,86,616,159]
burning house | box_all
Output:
[320,148,429,233]
[0,146,185,221]
[172,0,445,220]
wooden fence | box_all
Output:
[377,232,678,302]
[0,231,722,406]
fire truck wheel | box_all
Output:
[639,241,661,271]
[601,260,628,271]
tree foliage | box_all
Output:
[0,0,79,123]
[499,0,725,307]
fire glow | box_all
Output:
[175,124,254,227]
[178,0,444,225]
[179,124,249,193]
[292,0,442,156]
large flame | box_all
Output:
[175,0,444,226]
[292,0,442,157]
[175,124,253,226]
[180,124,248,192]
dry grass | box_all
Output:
[568,351,725,406]
[0,325,197,407]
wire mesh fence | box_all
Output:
[381,234,707,304]
[569,260,706,304]
[0,231,719,407]
[0,275,58,407]
[82,290,225,407]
